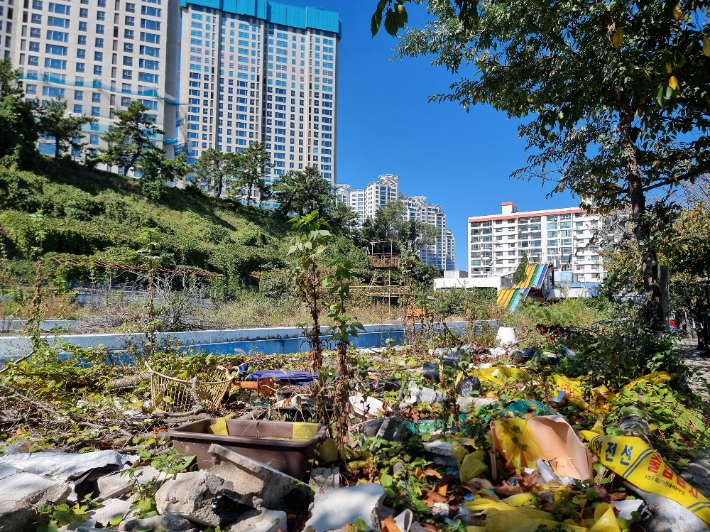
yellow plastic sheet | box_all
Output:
[459,449,489,482]
[587,434,710,527]
[317,438,338,463]
[207,416,229,435]
[504,493,534,507]
[588,503,621,532]
[472,367,531,386]
[292,422,319,441]
[491,419,546,472]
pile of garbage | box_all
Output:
[2,326,710,532]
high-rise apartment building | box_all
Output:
[468,202,610,282]
[13,0,179,162]
[336,174,455,271]
[0,0,14,59]
[178,0,339,206]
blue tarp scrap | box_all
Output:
[237,363,317,386]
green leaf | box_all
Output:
[52,510,72,526]
[380,473,393,488]
[354,518,368,531]
[109,514,124,526]
[384,9,400,36]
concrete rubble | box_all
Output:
[304,483,386,532]
[155,470,232,527]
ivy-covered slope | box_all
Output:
[0,162,290,296]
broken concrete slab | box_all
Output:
[228,508,287,532]
[304,483,386,532]
[155,470,232,527]
[97,465,171,500]
[423,440,456,467]
[60,498,132,532]
[208,443,311,513]
[0,472,72,532]
[310,466,340,493]
[0,450,128,481]
[118,513,198,531]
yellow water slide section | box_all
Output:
[497,288,513,306]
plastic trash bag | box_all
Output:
[459,449,489,482]
[588,503,621,532]
[490,419,546,472]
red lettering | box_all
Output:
[648,455,662,474]
[676,478,687,489]
[688,486,700,499]
[662,468,674,480]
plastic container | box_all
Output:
[168,418,327,481]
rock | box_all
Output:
[118,514,197,531]
[457,397,474,411]
[394,509,414,532]
[61,498,132,531]
[0,471,71,532]
[357,418,385,438]
[375,418,407,442]
[419,387,445,405]
[681,453,710,497]
[0,450,128,481]
[208,444,311,513]
[228,508,288,532]
[304,483,386,532]
[625,482,707,532]
[98,466,170,500]
[155,470,232,527]
[423,440,456,467]
[310,467,340,493]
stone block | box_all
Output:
[310,467,340,493]
[228,508,287,532]
[304,483,386,532]
[626,482,707,532]
[155,470,232,527]
[208,444,311,513]
[423,440,456,467]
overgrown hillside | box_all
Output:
[0,161,292,297]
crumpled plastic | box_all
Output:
[490,418,546,472]
[471,366,532,386]
[623,371,673,389]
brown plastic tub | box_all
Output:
[168,418,327,481]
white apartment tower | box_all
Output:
[0,0,14,59]
[178,0,340,206]
[336,174,455,271]
[468,202,609,282]
[13,0,179,161]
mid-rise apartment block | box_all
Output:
[178,0,339,206]
[13,0,179,162]
[336,174,455,271]
[468,202,609,282]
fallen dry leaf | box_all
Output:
[381,516,401,532]
[422,468,442,479]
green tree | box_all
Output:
[272,166,333,217]
[327,201,360,238]
[0,59,39,167]
[38,98,97,159]
[383,0,710,320]
[228,142,272,205]
[138,151,189,202]
[97,101,164,175]
[512,253,529,285]
[192,148,231,197]
[360,200,438,254]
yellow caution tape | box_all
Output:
[587,434,710,526]
[624,371,673,389]
[549,375,584,398]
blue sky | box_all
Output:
[288,0,577,269]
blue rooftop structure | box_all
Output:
[181,0,341,36]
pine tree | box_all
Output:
[38,98,97,159]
